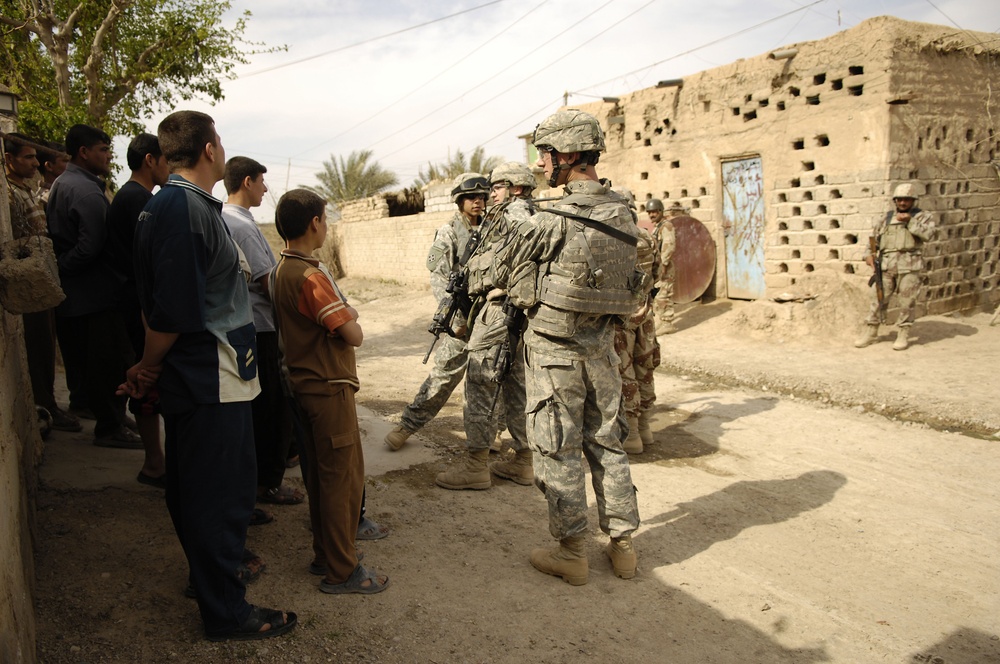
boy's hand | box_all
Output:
[346,305,360,321]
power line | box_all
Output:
[239,0,508,79]
[379,0,657,160]
[291,0,553,159]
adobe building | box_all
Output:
[335,15,999,317]
[569,15,1000,312]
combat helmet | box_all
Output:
[892,182,919,200]
[451,172,490,204]
[644,198,664,212]
[532,109,606,154]
[489,161,536,191]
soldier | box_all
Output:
[648,199,678,334]
[384,172,489,450]
[494,110,641,585]
[855,183,936,351]
[434,162,536,490]
[614,189,659,455]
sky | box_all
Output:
[116,0,1000,221]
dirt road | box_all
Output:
[34,279,1000,663]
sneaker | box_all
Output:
[50,407,83,432]
[93,427,143,449]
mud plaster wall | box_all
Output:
[333,182,455,286]
[574,16,999,314]
[0,170,40,662]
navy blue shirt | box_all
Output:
[133,175,260,412]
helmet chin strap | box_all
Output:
[547,154,585,188]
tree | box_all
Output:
[0,0,281,141]
[414,146,504,188]
[309,149,399,210]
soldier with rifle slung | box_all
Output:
[855,182,936,351]
[384,173,489,450]
[434,162,538,489]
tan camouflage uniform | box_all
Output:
[864,206,935,328]
[615,226,659,420]
[495,179,640,541]
[651,218,676,325]
[398,211,474,433]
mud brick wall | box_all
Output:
[336,183,454,286]
[572,15,999,313]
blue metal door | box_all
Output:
[721,156,765,299]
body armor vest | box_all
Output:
[528,193,640,337]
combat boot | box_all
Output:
[637,410,653,448]
[854,324,879,348]
[435,449,491,490]
[893,327,910,351]
[384,425,413,451]
[623,415,643,454]
[490,448,533,485]
[606,535,638,579]
[530,535,588,586]
[658,320,678,335]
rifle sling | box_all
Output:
[538,207,638,246]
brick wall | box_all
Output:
[570,15,999,313]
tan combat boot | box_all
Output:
[530,535,588,586]
[623,414,643,454]
[659,319,678,335]
[893,327,910,351]
[637,410,653,448]
[606,535,638,579]
[384,425,413,451]
[854,324,879,348]
[435,449,491,490]
[490,448,533,485]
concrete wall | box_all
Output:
[0,135,40,663]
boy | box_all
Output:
[270,189,389,594]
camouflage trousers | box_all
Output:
[614,309,660,420]
[400,335,467,432]
[464,342,528,452]
[652,263,675,323]
[864,270,921,328]
[524,346,640,540]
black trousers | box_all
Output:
[164,401,255,636]
[251,331,293,488]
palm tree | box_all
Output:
[414,146,504,188]
[309,150,399,210]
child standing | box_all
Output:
[270,189,389,594]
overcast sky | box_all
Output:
[118,0,1000,220]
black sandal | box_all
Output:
[206,606,298,642]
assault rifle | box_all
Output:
[422,224,486,364]
[489,297,526,415]
[867,235,885,322]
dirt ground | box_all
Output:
[32,275,1000,663]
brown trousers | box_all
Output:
[296,383,365,584]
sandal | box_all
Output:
[206,606,298,642]
[257,485,305,505]
[249,508,273,526]
[356,516,390,541]
[319,564,390,595]
[309,551,363,576]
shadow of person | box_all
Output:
[909,626,1000,663]
[671,299,733,331]
[908,320,977,347]
[636,470,847,566]
[634,395,780,463]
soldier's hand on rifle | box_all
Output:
[864,254,875,268]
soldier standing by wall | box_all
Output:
[614,189,659,455]
[648,199,678,334]
[384,173,489,450]
[495,110,641,585]
[434,162,536,490]
[855,183,936,351]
